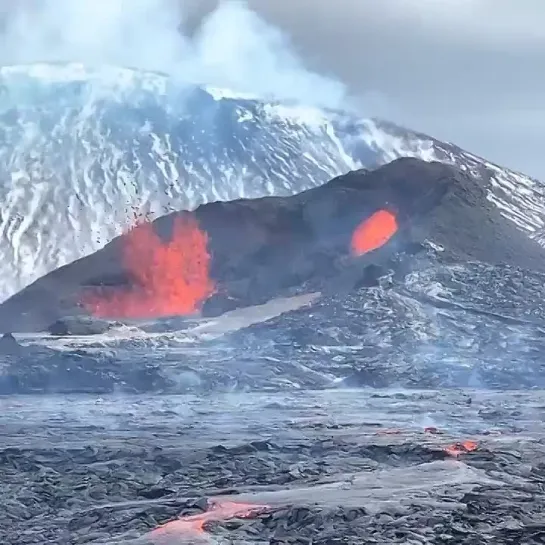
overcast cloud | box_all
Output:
[238,0,545,179]
[1,0,543,178]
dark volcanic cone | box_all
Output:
[2,157,545,333]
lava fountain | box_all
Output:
[350,209,398,256]
[82,215,216,319]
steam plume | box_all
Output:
[0,0,346,107]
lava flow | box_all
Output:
[443,440,479,457]
[82,215,216,319]
[149,500,272,543]
[351,209,398,256]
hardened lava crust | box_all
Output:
[1,390,545,545]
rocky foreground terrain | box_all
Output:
[1,389,545,544]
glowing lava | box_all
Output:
[82,215,215,319]
[149,500,272,542]
[350,209,398,256]
[376,428,402,436]
[424,426,442,434]
[443,440,478,457]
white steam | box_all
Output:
[0,0,346,107]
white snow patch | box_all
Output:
[205,85,258,102]
[263,103,329,129]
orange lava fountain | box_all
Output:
[82,216,215,319]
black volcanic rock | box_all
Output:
[1,157,545,333]
[201,293,242,318]
[47,316,117,336]
[0,345,175,395]
[0,333,21,356]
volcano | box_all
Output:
[1,63,545,306]
[4,49,545,545]
[2,157,545,333]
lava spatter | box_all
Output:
[351,209,398,256]
[82,215,215,319]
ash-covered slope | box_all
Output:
[1,62,545,302]
[2,157,545,334]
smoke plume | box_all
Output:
[0,0,346,107]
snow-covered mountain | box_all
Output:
[0,62,544,302]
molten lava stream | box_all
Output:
[149,500,271,543]
[82,216,215,319]
[351,209,398,256]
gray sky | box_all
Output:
[188,0,545,179]
[1,0,543,178]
